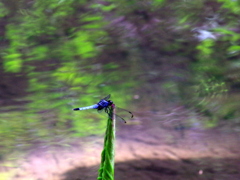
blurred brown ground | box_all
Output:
[3,109,240,180]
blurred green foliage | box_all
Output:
[1,0,240,156]
[0,2,9,17]
[218,0,240,14]
[0,0,136,156]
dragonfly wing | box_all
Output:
[97,106,133,123]
[103,94,111,100]
[106,107,134,123]
[97,108,105,113]
[116,107,134,118]
[115,114,127,123]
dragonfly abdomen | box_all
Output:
[73,104,98,111]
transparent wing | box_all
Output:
[97,108,105,113]
[115,114,127,123]
[114,107,134,123]
[116,107,133,118]
[103,94,111,100]
[96,106,133,123]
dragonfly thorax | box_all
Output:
[97,99,113,110]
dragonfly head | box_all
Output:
[108,100,113,106]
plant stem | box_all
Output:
[97,104,116,180]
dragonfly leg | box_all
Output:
[105,108,110,117]
[105,108,108,114]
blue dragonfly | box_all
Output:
[72,94,133,123]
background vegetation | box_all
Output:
[0,0,240,157]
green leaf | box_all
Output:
[3,53,22,73]
[28,46,49,60]
[98,105,115,180]
[74,31,96,58]
[82,23,103,29]
[153,0,166,6]
[228,45,240,53]
[0,2,9,17]
[217,0,240,14]
[101,4,116,11]
[82,16,103,22]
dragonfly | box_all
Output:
[72,94,133,123]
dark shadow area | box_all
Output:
[62,157,240,180]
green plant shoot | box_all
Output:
[97,104,116,180]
